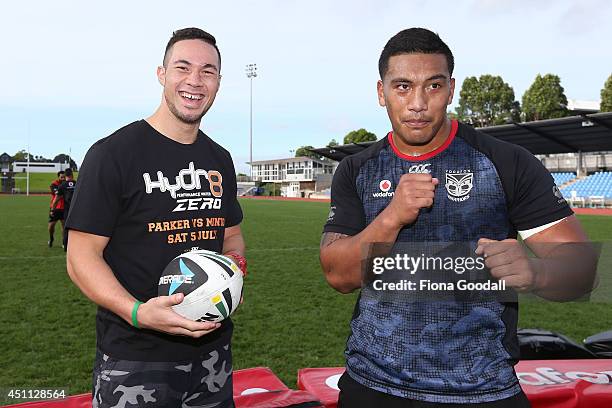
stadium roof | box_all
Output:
[310,112,612,161]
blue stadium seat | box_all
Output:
[560,172,612,199]
[551,172,576,187]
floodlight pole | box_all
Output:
[26,121,31,196]
[26,145,30,197]
[245,63,257,180]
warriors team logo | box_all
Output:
[445,171,474,202]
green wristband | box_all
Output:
[131,301,143,328]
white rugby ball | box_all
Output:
[158,250,243,322]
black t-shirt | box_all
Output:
[66,120,243,361]
[56,179,76,214]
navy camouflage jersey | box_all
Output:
[323,120,572,404]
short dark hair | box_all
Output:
[378,28,454,79]
[163,27,221,70]
[65,168,73,178]
[57,170,65,177]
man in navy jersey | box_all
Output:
[66,28,246,407]
[320,28,595,407]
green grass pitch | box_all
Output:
[0,195,611,396]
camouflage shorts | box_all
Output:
[92,345,234,408]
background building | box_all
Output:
[249,157,336,198]
[12,161,71,174]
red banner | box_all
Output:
[232,367,321,407]
[298,360,612,408]
[7,362,612,407]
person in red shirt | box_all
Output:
[52,168,77,252]
[48,170,65,247]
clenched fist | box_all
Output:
[475,238,538,292]
[384,173,439,228]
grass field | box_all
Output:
[10,172,78,194]
[0,195,611,400]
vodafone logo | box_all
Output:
[516,367,612,386]
[379,180,392,192]
[373,179,394,198]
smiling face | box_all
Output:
[157,39,221,125]
[377,53,454,154]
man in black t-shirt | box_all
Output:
[52,168,76,252]
[66,28,246,408]
[320,28,596,408]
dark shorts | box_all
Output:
[337,372,531,408]
[48,209,64,222]
[92,345,234,408]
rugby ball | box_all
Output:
[158,250,243,322]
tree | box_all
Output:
[522,74,568,121]
[601,74,612,112]
[327,139,339,147]
[53,154,78,170]
[343,128,377,144]
[294,145,320,159]
[455,75,520,127]
[12,149,28,162]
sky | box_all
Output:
[1,0,611,174]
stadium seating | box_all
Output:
[560,172,612,206]
[551,172,576,186]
